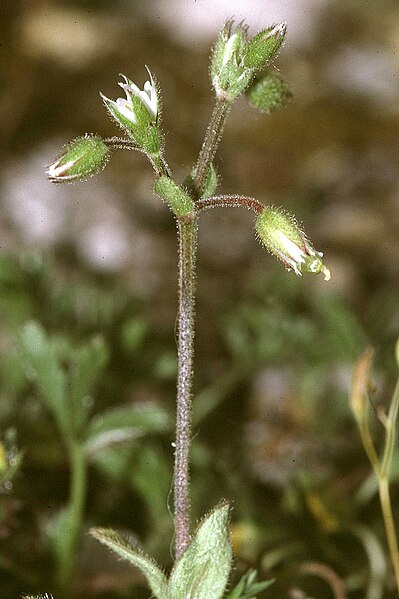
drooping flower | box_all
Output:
[256,206,331,280]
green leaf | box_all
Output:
[68,336,108,434]
[168,503,232,599]
[129,444,172,526]
[225,569,275,598]
[18,322,70,437]
[90,527,168,599]
[120,317,149,353]
[189,164,218,199]
[85,402,172,455]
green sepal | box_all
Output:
[90,527,168,599]
[141,124,163,156]
[244,23,286,70]
[168,503,232,599]
[246,72,292,114]
[155,176,195,218]
[226,68,254,101]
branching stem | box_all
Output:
[173,94,234,559]
[192,96,232,198]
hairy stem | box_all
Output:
[174,216,197,558]
[104,138,171,177]
[196,194,265,214]
[56,440,86,595]
[172,93,233,557]
[192,96,231,198]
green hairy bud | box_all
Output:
[47,134,110,183]
[211,20,286,101]
[247,71,292,113]
[256,206,331,280]
[244,22,287,70]
[211,20,252,100]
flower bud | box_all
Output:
[100,68,163,155]
[47,134,110,183]
[211,20,252,100]
[256,207,331,280]
[244,22,286,70]
[211,21,287,101]
[246,72,292,114]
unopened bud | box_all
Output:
[246,72,292,114]
[211,20,252,100]
[256,206,331,280]
[244,22,287,70]
[47,134,110,183]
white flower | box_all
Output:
[100,67,158,126]
[274,230,331,281]
[256,207,331,281]
[120,67,158,120]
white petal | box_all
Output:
[47,158,78,179]
[275,230,305,265]
[222,33,237,66]
[116,103,137,124]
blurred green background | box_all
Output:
[1,0,399,597]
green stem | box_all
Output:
[56,439,87,594]
[150,153,171,178]
[174,216,197,558]
[378,476,399,592]
[192,97,231,198]
[381,378,399,476]
[358,417,381,478]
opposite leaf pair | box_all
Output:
[91,503,274,599]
